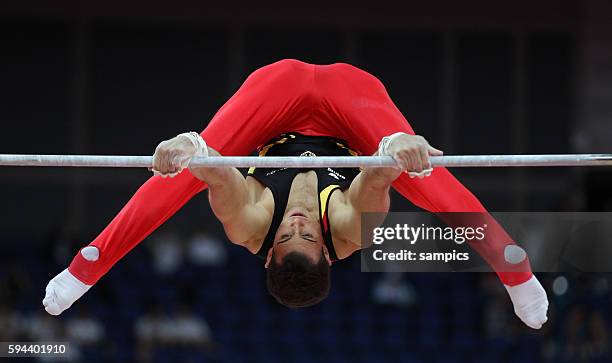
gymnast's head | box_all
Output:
[265,208,332,308]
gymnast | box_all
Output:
[43,59,548,329]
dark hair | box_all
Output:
[266,250,330,308]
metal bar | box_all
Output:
[0,154,611,168]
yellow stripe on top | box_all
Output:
[247,135,294,174]
[319,184,340,218]
[335,142,359,156]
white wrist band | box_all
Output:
[152,132,208,178]
[377,132,406,157]
[178,132,208,157]
[377,132,433,179]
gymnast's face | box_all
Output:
[265,208,332,267]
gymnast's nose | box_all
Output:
[289,217,306,229]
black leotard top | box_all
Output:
[247,132,360,261]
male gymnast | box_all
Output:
[43,59,548,329]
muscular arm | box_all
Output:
[189,147,249,223]
[330,158,397,250]
[189,148,269,248]
[331,133,442,249]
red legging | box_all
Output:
[69,59,532,286]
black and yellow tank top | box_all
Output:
[247,133,360,261]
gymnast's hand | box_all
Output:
[378,132,443,178]
[151,132,208,178]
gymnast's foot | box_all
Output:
[42,247,97,315]
[505,275,549,329]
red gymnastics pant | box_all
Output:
[69,59,532,286]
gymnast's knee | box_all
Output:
[80,246,100,261]
[68,246,102,285]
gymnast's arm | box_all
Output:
[330,165,396,250]
[153,133,269,247]
[188,150,270,249]
[332,134,441,249]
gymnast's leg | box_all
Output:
[314,62,548,329]
[43,59,317,315]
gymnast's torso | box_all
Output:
[242,132,362,260]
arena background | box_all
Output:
[1,1,611,362]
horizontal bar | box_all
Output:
[0,154,611,168]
